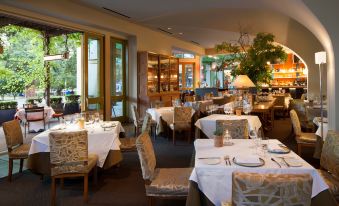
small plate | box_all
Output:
[233,157,265,167]
[199,158,221,165]
[268,144,290,154]
[281,157,303,167]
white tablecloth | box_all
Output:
[147,107,195,134]
[195,114,262,139]
[190,139,329,206]
[15,107,55,131]
[313,117,328,140]
[29,121,124,167]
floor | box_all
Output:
[0,115,319,206]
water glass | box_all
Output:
[94,112,100,123]
[64,115,72,125]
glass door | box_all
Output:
[83,33,104,113]
[179,62,195,91]
[111,38,127,121]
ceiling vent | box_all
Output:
[157,28,173,35]
[190,40,200,45]
[102,7,131,19]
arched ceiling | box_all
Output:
[74,0,325,50]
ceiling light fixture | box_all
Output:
[167,27,172,30]
[178,32,183,35]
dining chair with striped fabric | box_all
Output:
[49,130,98,205]
[216,119,249,139]
[2,120,30,182]
[231,172,313,206]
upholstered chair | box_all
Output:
[120,113,153,152]
[216,119,249,139]
[135,132,192,206]
[232,172,313,206]
[169,106,192,145]
[290,109,317,155]
[273,95,286,117]
[317,130,339,201]
[49,130,98,205]
[289,100,313,131]
[131,104,143,136]
[2,120,31,182]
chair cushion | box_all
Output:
[317,169,339,200]
[9,143,30,158]
[120,137,137,151]
[297,132,317,143]
[320,130,339,178]
[85,153,98,173]
[146,167,193,197]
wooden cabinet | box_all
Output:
[138,52,180,116]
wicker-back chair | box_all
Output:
[169,107,192,145]
[216,119,249,139]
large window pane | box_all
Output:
[111,100,123,118]
[112,42,123,96]
[185,64,193,88]
[88,39,100,98]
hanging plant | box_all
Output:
[215,32,287,86]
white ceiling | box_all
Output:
[75,0,308,48]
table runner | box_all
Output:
[29,121,124,167]
[190,139,328,206]
[195,114,262,139]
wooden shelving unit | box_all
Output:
[137,51,180,117]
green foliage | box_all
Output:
[65,94,80,103]
[215,32,287,85]
[50,96,63,105]
[213,128,224,136]
[26,97,42,104]
[0,101,18,110]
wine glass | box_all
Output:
[64,115,72,125]
[89,114,95,124]
[99,114,104,124]
[94,112,100,123]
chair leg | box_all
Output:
[51,177,56,206]
[19,159,24,173]
[148,196,154,206]
[84,174,88,203]
[188,129,191,144]
[8,158,13,182]
[60,178,64,189]
[172,129,176,145]
[134,126,137,137]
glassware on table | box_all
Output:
[78,112,86,129]
[223,129,233,146]
[94,112,100,123]
[243,103,252,115]
[59,118,66,128]
[89,114,95,124]
[64,115,72,125]
[99,114,104,125]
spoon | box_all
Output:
[224,155,231,166]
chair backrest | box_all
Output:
[320,130,339,178]
[184,95,194,102]
[2,120,24,149]
[232,172,313,206]
[49,130,89,176]
[274,96,285,107]
[136,132,156,181]
[290,109,302,136]
[25,107,45,121]
[216,119,249,139]
[141,113,152,133]
[174,106,192,123]
[301,93,307,100]
[130,104,139,122]
[150,101,164,108]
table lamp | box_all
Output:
[232,75,255,112]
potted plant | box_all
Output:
[0,101,18,125]
[215,32,287,87]
[213,128,224,147]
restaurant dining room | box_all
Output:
[0,0,339,206]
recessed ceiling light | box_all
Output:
[178,32,183,35]
[167,27,172,30]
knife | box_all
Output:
[271,158,281,168]
[198,157,220,160]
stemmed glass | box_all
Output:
[243,103,252,115]
[99,114,104,125]
[94,112,100,123]
[64,115,72,126]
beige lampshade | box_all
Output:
[233,75,255,89]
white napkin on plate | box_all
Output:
[235,155,261,164]
[268,145,285,152]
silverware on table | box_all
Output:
[278,157,290,167]
[271,157,281,168]
[224,155,231,166]
[198,157,220,160]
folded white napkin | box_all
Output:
[268,145,285,152]
[235,155,261,164]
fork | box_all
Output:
[224,155,231,166]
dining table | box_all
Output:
[146,107,195,135]
[15,106,55,131]
[194,114,262,139]
[27,121,124,175]
[186,138,335,206]
[251,98,276,129]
